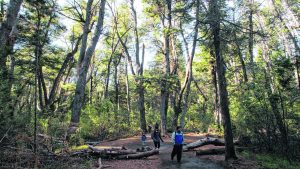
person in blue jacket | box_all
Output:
[141,131,147,146]
[171,126,184,162]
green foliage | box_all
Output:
[242,151,300,169]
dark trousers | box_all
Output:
[171,144,183,162]
[154,141,160,149]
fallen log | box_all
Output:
[183,137,225,151]
[117,149,159,160]
[88,145,136,156]
[71,145,158,159]
[89,145,127,151]
[196,147,225,155]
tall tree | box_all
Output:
[172,0,200,129]
[69,0,106,132]
[111,0,147,132]
[159,0,172,135]
[0,0,23,117]
[209,0,237,160]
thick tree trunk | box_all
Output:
[39,66,48,105]
[69,0,106,130]
[211,57,221,128]
[180,82,190,128]
[72,146,158,159]
[0,0,23,60]
[210,0,237,160]
[48,37,81,106]
[160,89,168,135]
[77,0,94,70]
[196,147,225,155]
[37,69,44,110]
[159,0,172,135]
[137,44,146,132]
[183,137,225,151]
[0,0,23,116]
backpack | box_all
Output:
[175,132,183,145]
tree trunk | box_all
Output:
[104,55,112,98]
[48,36,82,106]
[0,0,23,117]
[129,0,147,132]
[125,56,131,124]
[210,0,237,160]
[113,55,121,122]
[180,82,190,128]
[117,149,159,159]
[183,137,225,151]
[176,0,200,129]
[234,33,248,83]
[137,45,146,131]
[159,0,172,135]
[211,56,221,129]
[77,0,94,71]
[69,0,106,130]
[248,5,254,78]
[262,43,288,154]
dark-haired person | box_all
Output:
[171,126,184,162]
[151,128,164,149]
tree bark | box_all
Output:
[174,0,200,129]
[77,0,94,70]
[210,0,237,160]
[129,0,147,131]
[183,137,225,151]
[69,0,106,130]
[117,149,159,159]
[234,32,248,83]
[210,53,221,128]
[0,0,23,116]
[248,2,254,78]
[125,56,131,123]
[159,0,172,135]
[48,36,82,107]
[104,55,112,98]
[196,147,225,155]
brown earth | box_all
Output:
[93,133,259,169]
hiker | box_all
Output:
[151,128,164,149]
[141,131,147,146]
[171,126,184,162]
[148,124,152,133]
[155,122,159,129]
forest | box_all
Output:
[0,0,299,168]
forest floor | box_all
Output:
[92,133,261,169]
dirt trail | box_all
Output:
[99,133,224,169]
[158,141,223,169]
